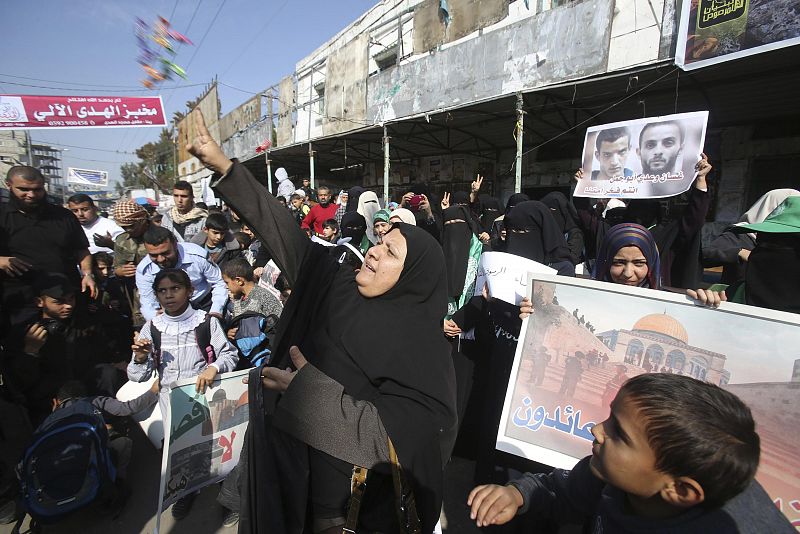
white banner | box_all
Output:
[68,167,108,187]
[155,370,250,533]
[474,251,556,305]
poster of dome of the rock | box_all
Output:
[675,0,800,70]
[497,274,800,525]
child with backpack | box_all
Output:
[16,379,158,528]
[468,373,794,533]
[127,268,238,519]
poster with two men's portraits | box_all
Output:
[573,111,709,199]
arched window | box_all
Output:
[666,350,686,371]
[645,344,664,369]
[626,339,644,364]
[689,356,708,380]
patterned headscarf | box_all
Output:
[373,209,391,225]
[592,223,661,289]
[112,201,148,227]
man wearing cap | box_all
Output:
[275,167,295,201]
[112,201,151,326]
[68,193,124,255]
[0,166,96,326]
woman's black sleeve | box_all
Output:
[211,161,309,286]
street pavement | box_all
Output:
[1,427,577,534]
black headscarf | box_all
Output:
[541,192,578,234]
[340,211,367,245]
[744,233,800,313]
[345,186,365,213]
[503,200,572,265]
[450,191,470,206]
[442,206,477,298]
[505,193,529,214]
[479,194,502,233]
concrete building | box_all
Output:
[0,130,31,186]
[217,0,798,226]
[30,143,67,200]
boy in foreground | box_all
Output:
[468,373,793,533]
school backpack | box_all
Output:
[229,312,279,369]
[149,314,216,365]
[17,399,116,524]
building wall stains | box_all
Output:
[370,0,614,123]
[276,75,296,147]
[412,0,509,54]
[323,34,370,137]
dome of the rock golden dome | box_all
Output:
[631,313,688,344]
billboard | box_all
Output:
[573,111,708,199]
[676,0,800,70]
[497,273,800,525]
[0,95,166,130]
[68,167,108,187]
[177,84,220,163]
[219,95,261,142]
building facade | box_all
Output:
[206,0,797,226]
[597,312,729,385]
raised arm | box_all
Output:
[186,110,309,286]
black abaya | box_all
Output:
[212,162,457,534]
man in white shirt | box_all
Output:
[68,193,124,254]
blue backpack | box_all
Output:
[17,399,116,523]
[230,312,279,369]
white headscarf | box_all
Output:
[735,189,800,240]
[357,191,381,244]
[389,207,416,226]
[275,167,289,183]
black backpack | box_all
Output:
[149,314,216,366]
[17,399,116,524]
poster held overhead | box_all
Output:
[573,111,709,199]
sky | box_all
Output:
[1,0,376,187]
[546,280,800,384]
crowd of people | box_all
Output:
[0,107,796,533]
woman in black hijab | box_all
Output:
[541,191,585,266]
[489,193,530,252]
[441,205,483,426]
[339,211,370,255]
[503,200,574,275]
[188,111,457,534]
[479,194,502,234]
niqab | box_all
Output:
[541,191,578,234]
[442,206,476,297]
[504,193,529,214]
[503,200,571,264]
[357,191,381,244]
[745,233,800,313]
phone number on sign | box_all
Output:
[45,120,93,126]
